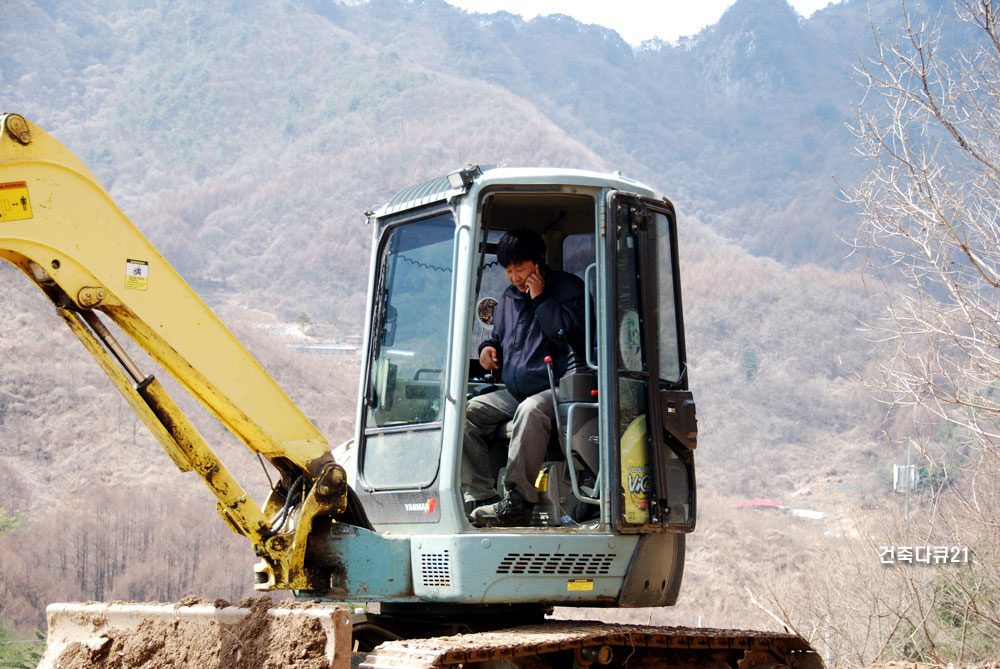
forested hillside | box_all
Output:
[1,0,989,664]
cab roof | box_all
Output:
[372,165,657,219]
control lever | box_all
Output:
[543,355,563,442]
[555,329,597,403]
[557,328,584,373]
[468,371,498,399]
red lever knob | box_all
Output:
[544,356,553,364]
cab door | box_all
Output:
[604,192,696,532]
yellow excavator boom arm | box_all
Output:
[0,112,344,590]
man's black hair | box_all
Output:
[497,228,546,268]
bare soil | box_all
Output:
[53,597,333,669]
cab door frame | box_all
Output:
[601,191,697,533]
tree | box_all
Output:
[0,509,19,536]
[0,623,44,669]
[842,0,1000,663]
[849,0,1000,451]
[739,346,759,380]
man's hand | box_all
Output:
[525,269,545,299]
[480,345,499,371]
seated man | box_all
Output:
[463,229,585,527]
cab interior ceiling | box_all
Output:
[483,191,595,238]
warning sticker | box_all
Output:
[126,259,149,291]
[567,579,594,592]
[0,181,33,222]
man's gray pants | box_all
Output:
[462,388,555,505]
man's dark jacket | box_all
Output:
[479,269,586,400]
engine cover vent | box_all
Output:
[496,552,616,575]
[420,550,451,587]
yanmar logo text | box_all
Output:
[404,499,437,513]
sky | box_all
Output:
[442,0,843,44]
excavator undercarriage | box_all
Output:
[42,600,821,669]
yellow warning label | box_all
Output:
[567,579,594,592]
[125,259,149,291]
[0,181,32,222]
[534,469,549,492]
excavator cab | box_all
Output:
[351,166,697,607]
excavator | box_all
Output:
[0,112,820,668]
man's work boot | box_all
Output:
[464,495,501,516]
[470,489,534,527]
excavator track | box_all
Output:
[359,621,823,668]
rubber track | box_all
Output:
[359,621,823,668]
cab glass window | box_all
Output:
[653,211,681,383]
[362,213,454,489]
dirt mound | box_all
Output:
[50,597,343,668]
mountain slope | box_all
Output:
[1,0,893,547]
[0,0,916,641]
